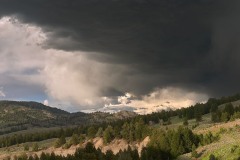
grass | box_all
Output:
[176,119,240,160]
[0,137,73,159]
[1,110,240,160]
[200,129,240,160]
[154,113,213,132]
[153,111,240,160]
[0,125,79,138]
[218,100,240,110]
[0,138,56,154]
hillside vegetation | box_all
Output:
[0,101,137,135]
[0,94,240,159]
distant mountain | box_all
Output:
[0,101,137,135]
[88,110,137,123]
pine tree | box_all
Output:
[54,136,66,148]
[121,122,130,141]
[105,150,115,160]
[221,112,229,122]
[209,154,217,160]
[183,118,188,126]
[224,103,234,116]
[96,127,103,137]
[33,154,39,160]
[87,126,97,139]
[70,134,79,145]
[28,155,34,160]
[103,125,114,144]
[131,148,140,160]
[191,144,198,158]
[118,151,133,160]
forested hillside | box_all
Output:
[0,94,240,160]
[0,101,136,135]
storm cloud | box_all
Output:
[0,0,240,111]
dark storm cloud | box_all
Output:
[0,0,240,97]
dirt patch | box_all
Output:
[92,136,149,155]
[136,136,150,154]
[93,137,104,149]
[102,139,129,154]
[0,136,150,159]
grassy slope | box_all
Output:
[0,113,215,159]
[0,138,56,159]
[156,100,240,160]
[0,101,137,136]
[218,100,240,110]
[177,119,240,160]
[1,113,240,160]
[201,130,240,160]
[152,110,240,160]
[154,113,212,131]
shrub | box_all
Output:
[70,134,79,145]
[183,119,188,126]
[63,142,72,149]
[231,145,239,153]
[209,154,217,160]
[24,144,29,151]
[191,144,198,158]
[32,143,39,152]
[54,136,66,148]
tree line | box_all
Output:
[1,94,239,148]
[211,103,240,123]
[137,94,240,124]
[12,125,219,160]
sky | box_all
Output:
[0,0,240,114]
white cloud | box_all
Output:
[0,17,48,100]
[0,90,5,97]
[0,16,125,109]
[0,17,46,74]
[0,16,209,113]
[43,99,49,106]
[0,17,106,107]
[106,87,208,114]
[42,50,127,108]
[117,93,133,105]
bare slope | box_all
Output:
[0,136,150,159]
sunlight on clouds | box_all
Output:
[43,50,109,107]
[0,16,48,100]
[41,48,131,109]
[0,16,123,109]
[0,16,46,74]
[118,93,133,105]
[0,16,208,113]
[106,87,208,114]
[0,16,111,108]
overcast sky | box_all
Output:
[0,0,239,113]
